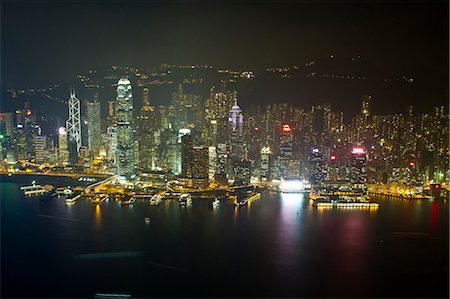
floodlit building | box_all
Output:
[115,78,135,180]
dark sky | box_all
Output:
[1,0,449,92]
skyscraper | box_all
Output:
[191,146,209,188]
[279,124,293,178]
[260,146,271,182]
[66,88,82,157]
[228,98,244,161]
[309,148,326,186]
[33,136,46,164]
[116,78,135,179]
[86,99,101,156]
[349,147,367,194]
[58,127,69,164]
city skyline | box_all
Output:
[1,1,449,113]
[1,1,449,298]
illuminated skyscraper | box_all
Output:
[66,88,82,155]
[309,148,326,186]
[349,147,367,194]
[86,99,101,156]
[260,146,271,181]
[279,124,293,178]
[107,125,117,164]
[33,136,46,164]
[58,127,69,164]
[115,78,135,179]
[228,98,244,161]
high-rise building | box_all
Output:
[279,124,293,178]
[58,127,69,164]
[107,125,117,164]
[33,136,46,164]
[115,78,135,179]
[181,134,193,178]
[215,143,228,184]
[349,147,367,194]
[191,146,209,188]
[260,146,271,181]
[228,98,244,161]
[86,99,101,156]
[66,88,82,157]
[309,148,326,186]
[234,159,251,185]
[208,146,217,182]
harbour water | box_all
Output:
[1,176,448,298]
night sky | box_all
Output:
[1,0,449,113]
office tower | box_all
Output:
[234,159,251,185]
[349,147,367,194]
[66,88,82,156]
[181,134,193,178]
[309,148,326,186]
[86,99,101,156]
[260,146,271,181]
[279,124,293,178]
[327,153,340,181]
[136,103,157,171]
[115,78,135,180]
[33,136,46,164]
[107,126,117,164]
[208,146,217,182]
[228,98,244,161]
[58,127,69,164]
[215,143,228,184]
[191,146,209,188]
[14,107,38,161]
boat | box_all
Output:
[20,182,49,196]
[149,194,162,206]
[212,198,220,208]
[54,187,73,197]
[179,193,192,206]
[92,194,109,205]
[119,195,136,205]
[144,217,151,224]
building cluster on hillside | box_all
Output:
[0,78,448,189]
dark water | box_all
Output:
[1,179,449,298]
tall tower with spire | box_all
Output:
[66,87,82,161]
[228,97,244,161]
[116,77,135,179]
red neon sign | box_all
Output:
[282,124,291,132]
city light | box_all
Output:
[330,155,336,160]
[282,124,291,132]
[351,147,365,154]
[280,178,304,193]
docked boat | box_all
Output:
[149,194,162,206]
[212,198,220,208]
[54,187,73,197]
[92,194,109,205]
[119,195,136,205]
[179,193,192,206]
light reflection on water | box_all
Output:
[1,181,448,298]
